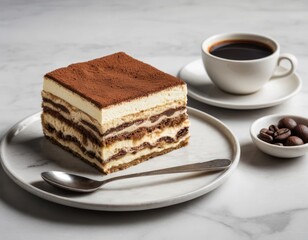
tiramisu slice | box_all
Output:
[41,52,189,174]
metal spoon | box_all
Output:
[41,159,231,193]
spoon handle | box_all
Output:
[102,159,231,184]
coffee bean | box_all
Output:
[285,136,304,146]
[258,117,307,147]
[258,132,273,143]
[260,128,274,136]
[293,124,308,143]
[274,128,291,141]
[278,117,297,130]
[269,124,279,132]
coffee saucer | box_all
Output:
[178,59,302,110]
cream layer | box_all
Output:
[42,112,189,160]
[43,77,187,125]
[42,97,187,141]
[103,137,188,171]
[44,128,188,172]
[42,90,187,134]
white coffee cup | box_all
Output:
[201,33,298,95]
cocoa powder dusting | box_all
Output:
[45,52,185,108]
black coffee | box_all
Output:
[209,40,273,60]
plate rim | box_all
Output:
[0,107,240,211]
[179,59,302,110]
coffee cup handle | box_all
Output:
[271,53,298,79]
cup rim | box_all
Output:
[201,32,280,63]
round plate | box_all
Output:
[179,59,302,110]
[0,107,240,211]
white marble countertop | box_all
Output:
[1,0,308,239]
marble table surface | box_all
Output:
[1,0,308,239]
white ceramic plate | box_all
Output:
[178,59,302,110]
[0,107,240,211]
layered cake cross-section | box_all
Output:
[41,52,190,174]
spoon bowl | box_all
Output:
[42,171,103,192]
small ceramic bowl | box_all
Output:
[250,114,308,158]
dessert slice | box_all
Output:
[41,52,189,174]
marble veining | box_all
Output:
[183,207,308,239]
[1,0,308,239]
